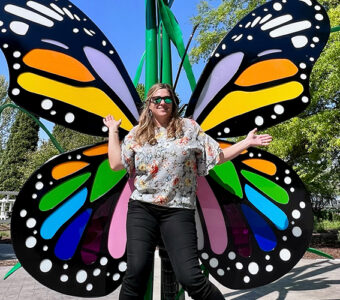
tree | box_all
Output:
[0,110,40,191]
[0,76,16,158]
[190,0,266,64]
[21,124,105,180]
[267,0,339,212]
[191,0,339,211]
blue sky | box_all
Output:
[0,0,212,140]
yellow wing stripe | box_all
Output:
[23,49,95,82]
[200,81,303,131]
[235,59,298,87]
[17,73,133,131]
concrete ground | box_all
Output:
[0,244,339,300]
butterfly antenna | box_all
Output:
[173,23,199,92]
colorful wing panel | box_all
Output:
[196,144,313,289]
[186,0,330,139]
[11,142,133,297]
[0,0,141,136]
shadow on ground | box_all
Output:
[222,260,340,299]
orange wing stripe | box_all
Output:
[83,144,108,156]
[52,161,89,180]
[242,159,277,175]
[23,49,95,82]
[235,59,298,86]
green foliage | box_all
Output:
[0,110,39,191]
[52,124,104,152]
[267,1,339,210]
[308,2,339,115]
[314,208,340,221]
[191,0,339,211]
[20,140,59,181]
[20,124,105,181]
[190,0,266,63]
[136,83,146,102]
[314,219,340,232]
[0,76,15,155]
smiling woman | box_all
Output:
[148,89,173,124]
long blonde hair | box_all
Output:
[135,83,183,145]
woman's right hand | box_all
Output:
[103,114,122,131]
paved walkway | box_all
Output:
[0,244,339,299]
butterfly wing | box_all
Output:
[11,142,133,296]
[185,0,330,138]
[195,143,313,288]
[0,0,141,136]
[186,0,329,288]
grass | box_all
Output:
[0,230,10,240]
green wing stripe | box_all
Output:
[209,161,243,198]
[90,159,126,202]
[39,173,91,211]
[241,170,289,204]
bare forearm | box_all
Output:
[218,139,250,164]
[218,128,272,164]
[108,128,124,171]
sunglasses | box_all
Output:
[150,96,173,104]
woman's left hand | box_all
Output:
[245,128,272,147]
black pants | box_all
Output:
[119,200,224,300]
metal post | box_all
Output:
[145,0,158,96]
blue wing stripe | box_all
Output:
[245,184,288,230]
[54,208,92,260]
[40,188,88,239]
[241,204,277,251]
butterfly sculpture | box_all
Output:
[0,0,330,296]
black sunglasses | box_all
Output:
[150,96,173,104]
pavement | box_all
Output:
[0,244,340,300]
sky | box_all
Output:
[0,0,212,140]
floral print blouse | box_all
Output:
[121,118,222,209]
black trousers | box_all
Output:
[119,200,224,300]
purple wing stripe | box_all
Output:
[84,46,139,120]
[193,52,244,120]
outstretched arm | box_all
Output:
[103,115,125,171]
[218,128,272,164]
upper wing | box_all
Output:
[186,0,330,139]
[0,0,141,136]
[11,142,133,296]
[195,142,313,289]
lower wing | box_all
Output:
[11,142,132,297]
[196,143,312,289]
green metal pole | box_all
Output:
[161,21,173,85]
[159,0,172,85]
[158,1,182,299]
[144,1,158,299]
[145,0,158,97]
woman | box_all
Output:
[104,83,272,300]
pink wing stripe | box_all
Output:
[108,179,134,259]
[196,177,228,254]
